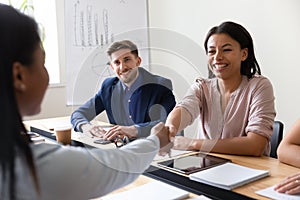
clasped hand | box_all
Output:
[151,123,176,156]
[82,123,136,142]
[81,124,106,138]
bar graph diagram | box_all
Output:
[65,0,149,105]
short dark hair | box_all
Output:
[204,21,261,79]
[106,40,139,58]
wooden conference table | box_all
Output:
[24,116,299,200]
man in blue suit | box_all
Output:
[71,40,176,142]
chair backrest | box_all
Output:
[270,121,284,158]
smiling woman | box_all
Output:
[165,21,276,157]
[0,0,60,84]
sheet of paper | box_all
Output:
[72,131,115,149]
[101,181,189,200]
[256,186,300,200]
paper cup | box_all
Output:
[55,125,72,145]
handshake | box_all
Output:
[151,122,178,156]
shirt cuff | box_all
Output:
[146,134,160,148]
[77,121,90,132]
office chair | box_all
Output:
[270,121,284,158]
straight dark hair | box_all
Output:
[0,4,40,199]
[204,21,261,79]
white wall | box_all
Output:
[148,0,300,136]
[26,0,300,137]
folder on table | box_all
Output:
[189,162,269,190]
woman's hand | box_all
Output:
[167,124,178,138]
[151,122,171,148]
[151,123,174,156]
[173,136,198,151]
[274,172,300,195]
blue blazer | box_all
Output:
[71,68,176,137]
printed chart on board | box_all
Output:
[65,0,149,105]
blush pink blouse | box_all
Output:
[177,75,276,155]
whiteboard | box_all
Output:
[65,0,149,105]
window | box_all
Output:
[0,0,60,84]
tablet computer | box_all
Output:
[157,153,231,175]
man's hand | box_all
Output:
[103,125,138,141]
[81,123,106,138]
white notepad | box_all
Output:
[189,162,269,190]
[101,181,189,200]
